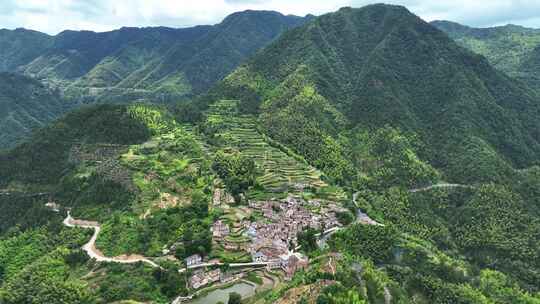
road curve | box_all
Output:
[352,192,384,226]
[63,211,160,268]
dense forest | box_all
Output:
[0,72,73,149]
[432,20,540,92]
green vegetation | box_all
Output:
[0,12,310,148]
[0,224,95,304]
[0,195,58,234]
[347,126,440,190]
[96,199,212,258]
[246,272,263,285]
[0,72,73,149]
[0,28,53,71]
[432,20,540,91]
[202,100,344,200]
[297,228,319,253]
[213,150,258,200]
[202,99,343,201]
[0,12,308,106]
[1,4,540,304]
[0,104,158,187]
[0,103,209,303]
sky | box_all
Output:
[1,0,540,35]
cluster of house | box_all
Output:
[189,268,243,289]
[247,196,343,249]
[187,195,347,288]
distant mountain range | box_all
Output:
[0,10,310,105]
[432,20,540,91]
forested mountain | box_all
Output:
[0,72,74,148]
[0,28,53,72]
[432,20,540,91]
[208,4,540,183]
[0,10,309,104]
[0,4,539,304]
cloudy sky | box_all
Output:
[1,0,540,35]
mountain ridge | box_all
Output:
[210,3,540,182]
[0,10,310,104]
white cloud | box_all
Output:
[1,0,540,35]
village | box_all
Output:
[183,193,348,290]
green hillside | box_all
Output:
[199,4,540,299]
[202,99,344,201]
[0,103,160,187]
[432,20,540,91]
[0,72,75,149]
[211,4,540,184]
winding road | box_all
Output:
[352,192,384,226]
[63,211,160,268]
[0,191,50,197]
[409,183,472,193]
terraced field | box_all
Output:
[203,100,341,200]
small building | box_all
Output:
[45,201,60,212]
[247,225,257,238]
[252,251,267,262]
[266,258,281,270]
[185,254,202,267]
[280,252,309,280]
[190,271,208,289]
[212,220,230,239]
[220,272,235,283]
[208,269,221,283]
[213,188,222,205]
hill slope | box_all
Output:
[213,4,540,182]
[432,20,540,90]
[0,72,74,149]
[0,28,53,72]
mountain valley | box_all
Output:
[0,4,539,304]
